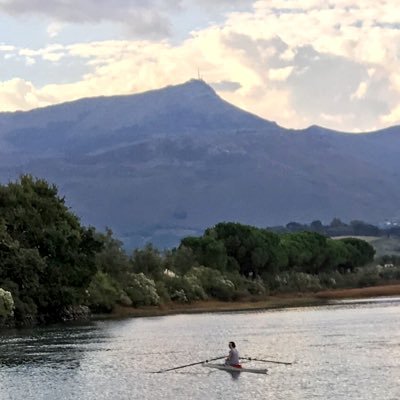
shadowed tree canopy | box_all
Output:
[338,237,376,270]
[203,222,287,276]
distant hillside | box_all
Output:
[1,79,400,248]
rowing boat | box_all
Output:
[202,363,268,375]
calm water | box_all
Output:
[1,298,399,400]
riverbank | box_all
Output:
[101,283,400,320]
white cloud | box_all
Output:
[0,44,15,51]
[25,56,36,66]
[47,22,64,38]
[351,82,368,100]
[0,78,53,111]
[268,66,294,81]
[280,48,295,61]
[18,44,65,63]
[382,104,400,125]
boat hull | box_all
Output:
[202,363,268,374]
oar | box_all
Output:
[154,355,226,373]
[244,357,293,365]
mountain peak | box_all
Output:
[161,79,217,99]
[0,79,273,140]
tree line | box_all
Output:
[1,176,398,328]
[269,218,400,237]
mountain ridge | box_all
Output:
[1,79,400,248]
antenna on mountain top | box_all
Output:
[197,68,203,81]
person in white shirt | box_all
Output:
[225,341,240,367]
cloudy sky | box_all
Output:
[0,0,399,132]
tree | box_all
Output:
[310,220,324,233]
[330,218,346,228]
[131,243,164,281]
[95,228,130,280]
[339,238,375,270]
[180,236,228,271]
[165,245,198,276]
[349,220,380,236]
[286,222,306,232]
[0,175,103,323]
[281,232,330,274]
[204,222,286,277]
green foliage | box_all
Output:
[87,272,121,313]
[95,228,130,280]
[177,222,379,296]
[357,265,380,287]
[281,232,330,274]
[154,281,171,303]
[204,222,287,277]
[324,240,350,271]
[180,236,227,271]
[339,238,376,270]
[131,244,164,281]
[164,246,198,276]
[0,175,103,324]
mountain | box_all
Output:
[1,79,400,248]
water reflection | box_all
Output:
[227,370,241,380]
[0,323,108,369]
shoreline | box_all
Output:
[97,283,400,320]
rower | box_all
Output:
[225,341,241,368]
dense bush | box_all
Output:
[378,265,400,281]
[87,272,122,313]
[356,266,381,287]
[245,277,268,296]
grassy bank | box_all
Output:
[99,283,400,320]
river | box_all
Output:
[1,298,399,400]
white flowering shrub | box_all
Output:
[170,289,188,303]
[273,271,322,292]
[125,273,160,306]
[0,288,14,318]
[245,277,267,296]
[163,274,207,303]
[188,266,235,300]
[183,275,207,300]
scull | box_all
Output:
[202,363,268,375]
